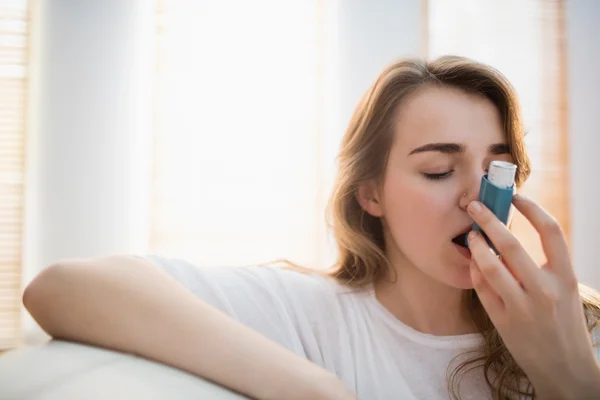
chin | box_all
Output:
[432,274,473,290]
[451,267,476,290]
[445,247,474,289]
[453,278,475,290]
[435,259,474,290]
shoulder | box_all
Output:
[257,266,375,324]
[253,265,341,294]
[140,254,344,299]
[233,264,353,313]
[140,254,372,316]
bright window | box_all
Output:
[150,0,337,268]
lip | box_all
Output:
[453,242,472,259]
[452,224,473,239]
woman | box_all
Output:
[24,56,600,400]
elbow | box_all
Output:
[23,262,64,311]
[22,256,140,339]
[23,258,94,309]
[22,261,79,335]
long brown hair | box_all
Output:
[319,56,600,399]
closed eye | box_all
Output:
[423,171,453,180]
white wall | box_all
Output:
[22,0,155,340]
[566,0,600,290]
[337,0,423,126]
[317,0,423,266]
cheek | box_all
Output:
[382,179,452,243]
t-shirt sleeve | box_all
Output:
[140,254,328,359]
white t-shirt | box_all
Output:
[144,255,502,399]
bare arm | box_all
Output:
[23,256,354,400]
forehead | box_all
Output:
[392,85,505,153]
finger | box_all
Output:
[468,200,542,292]
[498,255,523,287]
[470,260,505,319]
[511,194,573,278]
[470,258,503,305]
[468,230,525,309]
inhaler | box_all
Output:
[466,160,517,253]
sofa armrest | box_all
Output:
[0,340,249,399]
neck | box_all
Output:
[374,245,477,337]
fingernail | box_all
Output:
[468,231,479,241]
[468,201,482,214]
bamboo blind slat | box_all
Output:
[0,1,29,350]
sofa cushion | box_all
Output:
[0,340,248,399]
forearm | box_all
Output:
[24,256,349,400]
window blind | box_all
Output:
[0,0,29,350]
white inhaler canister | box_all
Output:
[467,161,517,253]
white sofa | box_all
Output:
[0,340,248,399]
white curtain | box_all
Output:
[150,0,339,268]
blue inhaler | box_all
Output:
[466,161,517,253]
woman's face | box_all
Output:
[360,85,513,289]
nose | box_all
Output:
[459,171,483,211]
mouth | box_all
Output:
[451,226,472,258]
[452,232,470,248]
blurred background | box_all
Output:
[0,0,598,350]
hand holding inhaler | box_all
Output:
[466,161,600,398]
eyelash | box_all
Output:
[423,169,490,181]
[423,171,454,180]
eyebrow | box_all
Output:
[408,142,510,156]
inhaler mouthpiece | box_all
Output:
[487,161,516,189]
